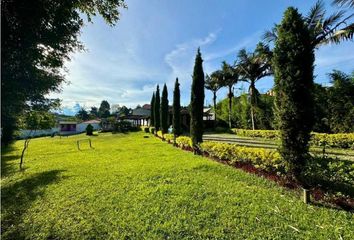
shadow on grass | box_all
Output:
[1,170,67,239]
[1,144,20,178]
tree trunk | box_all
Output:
[249,81,256,130]
[228,86,233,129]
[213,91,217,126]
[20,139,30,170]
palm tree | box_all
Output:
[220,61,239,128]
[332,0,354,8]
[205,71,223,122]
[264,0,353,46]
[236,42,272,130]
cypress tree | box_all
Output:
[150,92,155,126]
[154,85,161,131]
[173,78,181,136]
[190,48,205,149]
[160,84,169,134]
[273,7,314,181]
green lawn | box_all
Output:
[1,132,353,239]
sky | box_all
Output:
[48,0,354,115]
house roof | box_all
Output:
[59,121,77,124]
[81,120,101,124]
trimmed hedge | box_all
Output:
[311,133,354,149]
[200,141,284,173]
[232,129,354,149]
[156,135,353,195]
[163,134,174,142]
[175,136,192,149]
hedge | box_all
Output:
[232,129,354,149]
[200,141,284,173]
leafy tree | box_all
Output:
[264,0,353,46]
[327,70,354,132]
[160,84,169,134]
[205,71,222,122]
[154,85,161,131]
[86,124,94,136]
[150,93,155,126]
[118,106,130,117]
[19,110,56,169]
[99,100,111,118]
[1,0,127,145]
[312,83,330,132]
[190,48,205,150]
[90,107,99,118]
[237,42,272,130]
[173,78,182,136]
[76,108,89,121]
[220,61,239,128]
[273,7,315,181]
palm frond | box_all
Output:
[332,0,354,8]
[262,26,278,43]
[322,10,346,31]
[306,0,326,28]
[321,22,354,44]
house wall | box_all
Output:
[20,128,60,138]
[76,123,101,133]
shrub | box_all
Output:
[200,142,284,173]
[86,124,94,136]
[149,127,155,134]
[142,127,149,133]
[176,136,192,148]
[163,134,174,143]
[311,133,354,149]
[156,130,163,139]
[232,129,279,140]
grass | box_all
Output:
[1,132,353,239]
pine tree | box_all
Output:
[160,84,169,134]
[273,7,315,181]
[150,93,155,126]
[154,85,161,131]
[173,78,182,136]
[190,48,205,150]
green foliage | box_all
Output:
[2,132,353,239]
[205,72,222,121]
[160,84,169,134]
[76,108,89,121]
[99,100,111,118]
[190,48,205,147]
[149,127,155,134]
[327,70,354,133]
[216,94,275,130]
[200,142,284,173]
[86,124,94,136]
[154,85,161,131]
[233,129,279,139]
[175,136,193,148]
[163,134,174,143]
[1,0,126,145]
[150,93,155,127]
[156,130,164,139]
[173,78,182,136]
[21,111,56,131]
[311,133,354,149]
[273,7,315,179]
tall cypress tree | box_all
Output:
[150,92,155,126]
[273,7,314,181]
[190,48,205,149]
[154,85,161,131]
[173,78,181,136]
[160,84,169,134]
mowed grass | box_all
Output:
[1,132,353,239]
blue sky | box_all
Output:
[48,0,354,115]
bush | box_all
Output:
[86,124,94,136]
[232,129,354,149]
[311,133,354,149]
[176,136,192,148]
[149,127,155,134]
[200,142,284,173]
[163,134,174,143]
[232,129,279,140]
[140,127,149,133]
[156,130,163,139]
